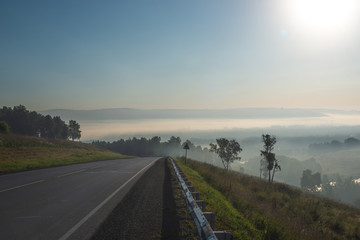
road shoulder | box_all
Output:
[91,158,197,240]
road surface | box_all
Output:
[0,157,159,240]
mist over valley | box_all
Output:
[42,107,360,204]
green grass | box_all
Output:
[176,158,360,240]
[176,158,262,240]
[0,133,132,172]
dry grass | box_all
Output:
[0,133,132,172]
[177,158,360,240]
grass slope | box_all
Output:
[0,133,132,172]
[176,158,360,240]
[177,158,262,240]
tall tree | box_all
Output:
[260,134,280,183]
[209,138,242,170]
[0,105,82,140]
[150,136,161,156]
[53,116,68,139]
[166,136,182,156]
[41,115,55,138]
[68,120,81,141]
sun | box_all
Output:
[284,0,359,37]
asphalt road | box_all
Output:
[0,157,160,240]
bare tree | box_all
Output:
[260,134,280,182]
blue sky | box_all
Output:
[1,0,360,110]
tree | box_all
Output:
[52,116,68,139]
[0,105,85,140]
[321,174,334,197]
[68,120,81,141]
[0,121,10,134]
[300,169,321,192]
[150,136,161,156]
[344,137,360,148]
[260,134,280,183]
[166,136,182,156]
[41,115,55,138]
[168,136,181,146]
[209,138,242,170]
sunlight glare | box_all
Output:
[285,0,359,36]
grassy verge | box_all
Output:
[176,158,262,240]
[0,133,132,173]
[176,158,360,240]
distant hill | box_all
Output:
[40,107,328,121]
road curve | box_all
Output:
[0,157,160,240]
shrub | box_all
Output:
[331,218,345,235]
[257,192,267,202]
[254,217,266,230]
[0,121,10,134]
[265,223,284,240]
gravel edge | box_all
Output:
[91,158,197,240]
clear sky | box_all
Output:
[1,0,360,111]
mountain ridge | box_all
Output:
[40,107,331,121]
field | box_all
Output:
[0,133,132,173]
[176,158,360,240]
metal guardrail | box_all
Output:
[169,157,218,240]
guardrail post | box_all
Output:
[203,212,216,229]
[169,157,220,240]
[214,231,232,240]
[191,192,199,200]
[196,200,206,211]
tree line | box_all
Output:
[300,169,360,208]
[309,137,360,154]
[94,133,280,183]
[92,136,198,157]
[0,105,81,140]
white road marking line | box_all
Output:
[0,180,45,193]
[88,171,136,174]
[90,166,101,170]
[57,170,85,178]
[58,158,160,240]
[14,216,41,219]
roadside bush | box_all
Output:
[265,224,284,240]
[254,217,266,231]
[0,121,10,134]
